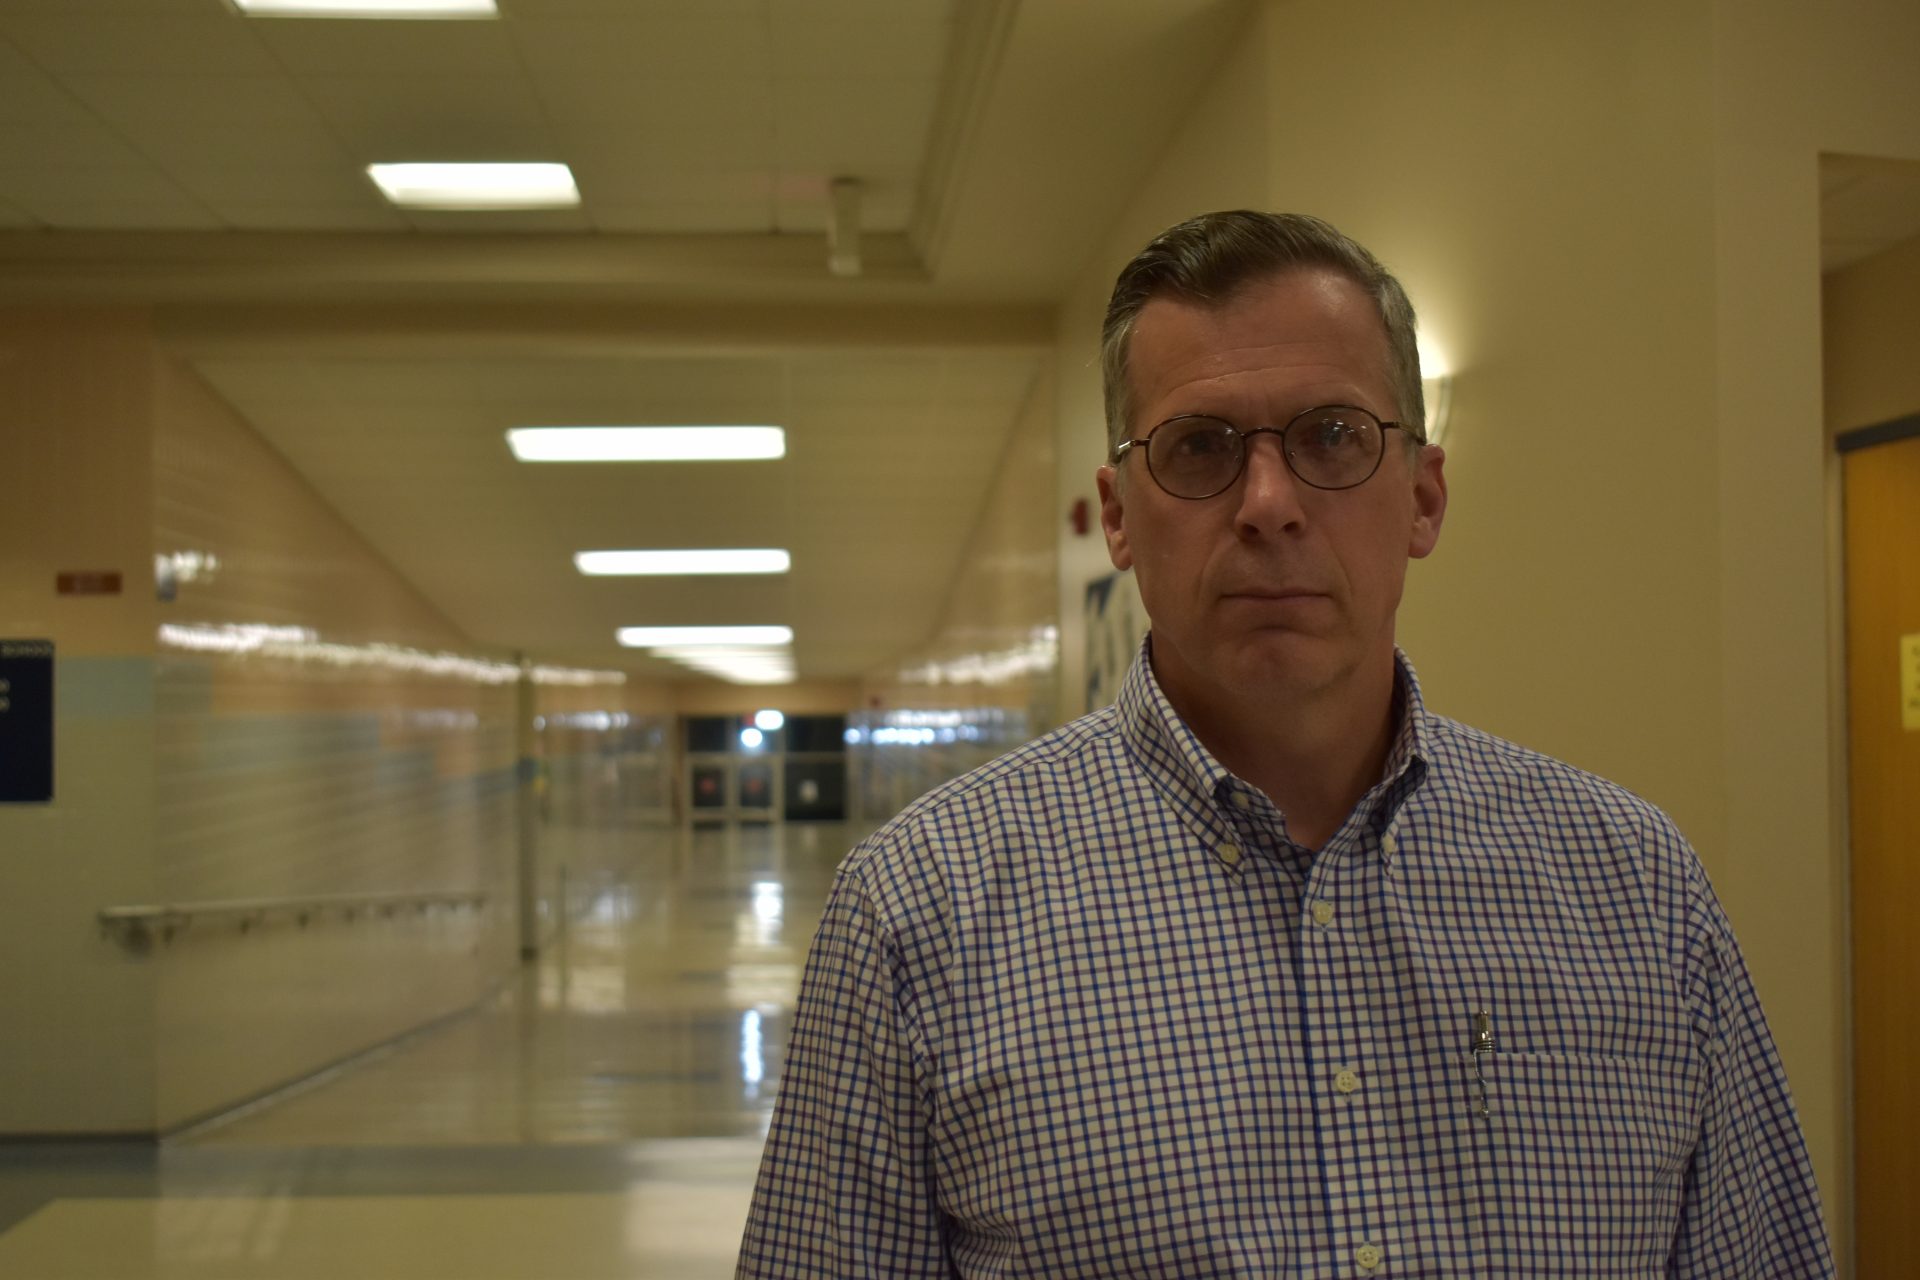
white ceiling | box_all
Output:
[0,0,1254,682]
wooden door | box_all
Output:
[1843,427,1920,1270]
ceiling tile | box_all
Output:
[0,14,278,75]
[300,74,554,159]
[3,164,197,205]
[511,17,773,84]
[772,76,935,170]
[63,74,321,127]
[111,114,355,172]
[503,0,762,14]
[11,193,220,229]
[766,13,951,80]
[557,118,775,175]
[590,202,773,234]
[0,41,92,123]
[568,165,771,208]
[536,73,773,136]
[169,163,384,205]
[0,120,150,167]
[249,16,521,77]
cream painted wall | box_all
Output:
[149,358,524,1129]
[857,366,1060,820]
[1046,0,1920,1259]
[1054,5,1272,719]
[1714,3,1920,1265]
[1824,232,1920,435]
[0,310,160,1133]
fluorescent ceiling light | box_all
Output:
[753,709,785,731]
[508,426,785,463]
[618,626,793,649]
[367,163,577,210]
[576,549,791,577]
[234,0,496,14]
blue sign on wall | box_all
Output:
[0,639,54,803]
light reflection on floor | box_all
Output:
[0,820,865,1280]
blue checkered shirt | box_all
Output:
[739,645,1834,1277]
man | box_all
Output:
[738,212,1834,1277]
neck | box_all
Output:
[1155,644,1400,851]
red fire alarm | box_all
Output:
[1069,498,1091,536]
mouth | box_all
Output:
[1222,588,1326,602]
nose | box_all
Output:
[1231,429,1306,537]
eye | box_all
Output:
[1168,422,1233,457]
[1296,413,1371,454]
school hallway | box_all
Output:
[0,821,856,1280]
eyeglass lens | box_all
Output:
[1146,408,1385,497]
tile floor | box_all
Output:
[0,820,861,1279]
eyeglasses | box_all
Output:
[1112,404,1423,499]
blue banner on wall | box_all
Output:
[0,639,54,803]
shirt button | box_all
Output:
[1310,900,1335,926]
[1334,1068,1361,1094]
[1216,841,1242,868]
[1355,1243,1383,1272]
[1381,831,1399,856]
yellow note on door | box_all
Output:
[1903,634,1920,731]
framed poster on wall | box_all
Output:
[0,639,54,803]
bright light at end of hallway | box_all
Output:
[235,0,496,16]
[575,549,790,576]
[754,709,785,731]
[367,162,576,209]
[507,426,785,462]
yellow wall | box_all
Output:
[1054,9,1272,718]
[1043,0,1920,1256]
[857,367,1060,820]
[0,309,160,1132]
[1713,4,1920,1261]
[1824,232,1920,436]
[148,358,524,1129]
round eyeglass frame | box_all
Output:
[1112,404,1425,499]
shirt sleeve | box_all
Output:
[1667,855,1836,1278]
[736,860,949,1278]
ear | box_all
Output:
[1408,445,1447,559]
[1096,464,1133,570]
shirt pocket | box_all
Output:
[1471,1049,1701,1275]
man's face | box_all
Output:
[1096,268,1447,712]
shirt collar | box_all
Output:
[1114,634,1431,854]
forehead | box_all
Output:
[1127,268,1394,418]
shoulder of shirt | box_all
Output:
[1420,709,1694,856]
[839,703,1122,881]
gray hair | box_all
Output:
[1100,210,1425,457]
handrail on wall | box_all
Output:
[98,889,488,951]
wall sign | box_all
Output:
[0,639,54,803]
[57,571,122,596]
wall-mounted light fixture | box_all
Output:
[1417,335,1454,447]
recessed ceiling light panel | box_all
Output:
[508,426,786,462]
[234,0,498,18]
[617,626,794,649]
[367,162,578,210]
[576,550,791,577]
